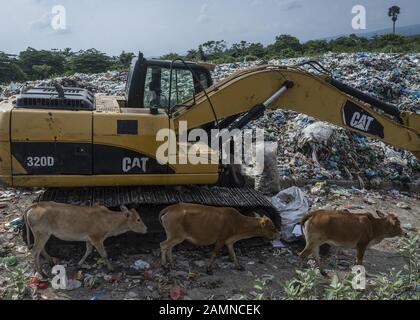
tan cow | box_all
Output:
[159,203,279,274]
[24,202,147,274]
[299,209,407,276]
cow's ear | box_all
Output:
[376,210,386,218]
[254,213,261,218]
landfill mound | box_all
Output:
[214,52,420,113]
[216,52,420,184]
[1,52,419,184]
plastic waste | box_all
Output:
[271,187,310,242]
[170,286,183,300]
[131,259,150,271]
[5,218,23,229]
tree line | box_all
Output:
[1,33,419,84]
[0,48,134,84]
[162,33,420,64]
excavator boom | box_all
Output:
[173,64,420,159]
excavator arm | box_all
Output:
[172,65,420,159]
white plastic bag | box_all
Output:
[271,187,310,242]
[299,122,335,146]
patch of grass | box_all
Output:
[250,234,419,300]
[4,266,31,300]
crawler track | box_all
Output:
[39,186,275,212]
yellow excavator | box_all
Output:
[0,52,419,214]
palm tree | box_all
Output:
[388,6,401,35]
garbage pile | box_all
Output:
[216,53,420,184]
[213,52,420,113]
[248,110,419,183]
[0,71,128,99]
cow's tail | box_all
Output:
[300,211,318,239]
[23,204,37,249]
[158,206,170,226]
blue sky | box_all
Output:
[0,0,419,56]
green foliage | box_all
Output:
[398,234,419,285]
[199,40,227,61]
[282,268,320,300]
[69,49,113,74]
[4,267,31,300]
[388,6,401,34]
[279,48,297,58]
[160,52,184,61]
[18,47,66,79]
[0,32,419,84]
[303,40,331,55]
[253,278,269,300]
[0,52,26,83]
[118,51,135,69]
[369,269,409,300]
[324,274,362,300]
[160,33,420,64]
[267,34,302,58]
[32,64,53,79]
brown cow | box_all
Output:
[159,203,279,274]
[299,209,407,276]
[24,202,148,274]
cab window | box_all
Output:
[143,66,208,109]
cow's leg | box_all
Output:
[160,240,169,267]
[78,242,93,266]
[227,243,244,271]
[356,243,367,266]
[160,238,184,268]
[313,246,327,276]
[335,248,341,273]
[32,232,51,275]
[207,241,224,275]
[41,249,53,265]
[167,239,184,267]
[90,238,113,272]
[299,242,315,267]
[167,247,175,266]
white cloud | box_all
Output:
[31,12,54,30]
[277,0,302,11]
[250,0,263,6]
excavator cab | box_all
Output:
[125,52,214,112]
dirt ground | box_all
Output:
[0,185,419,300]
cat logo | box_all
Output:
[343,101,384,139]
[350,112,374,132]
[122,157,149,173]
